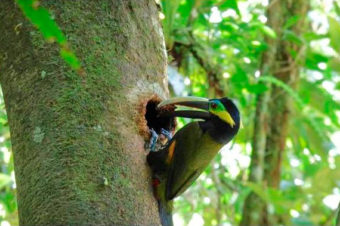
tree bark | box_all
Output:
[241,1,309,225]
[0,0,168,225]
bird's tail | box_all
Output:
[158,200,173,226]
[151,175,173,226]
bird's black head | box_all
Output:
[205,97,240,144]
[208,98,240,128]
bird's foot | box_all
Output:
[161,128,172,140]
[149,128,159,152]
[158,128,173,146]
[147,128,173,152]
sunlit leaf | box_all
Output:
[260,25,277,39]
[219,0,240,15]
[284,15,300,29]
[0,174,11,189]
[328,17,340,53]
[283,30,303,45]
[16,0,81,70]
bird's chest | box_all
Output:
[190,135,223,168]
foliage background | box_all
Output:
[0,0,340,225]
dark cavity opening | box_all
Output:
[145,100,175,134]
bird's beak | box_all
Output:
[157,96,210,119]
[158,96,209,109]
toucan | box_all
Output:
[147,96,240,226]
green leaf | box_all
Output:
[16,0,81,70]
[328,17,340,53]
[0,174,12,190]
[334,1,340,17]
[161,0,182,48]
[283,15,300,29]
[260,25,277,39]
[246,182,269,202]
[329,57,340,73]
[16,0,66,44]
[60,47,81,70]
[299,79,340,128]
[305,50,329,72]
[335,81,340,90]
[303,32,327,41]
[231,66,248,86]
[247,83,268,94]
[258,76,305,108]
[283,30,303,45]
[219,0,240,16]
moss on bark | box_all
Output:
[0,0,168,225]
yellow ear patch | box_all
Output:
[214,111,235,127]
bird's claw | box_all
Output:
[148,128,173,152]
[161,128,172,140]
[149,128,159,152]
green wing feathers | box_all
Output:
[165,122,223,200]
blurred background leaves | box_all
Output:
[161,0,340,225]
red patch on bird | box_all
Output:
[152,178,160,187]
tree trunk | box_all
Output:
[0,0,168,224]
[241,1,309,225]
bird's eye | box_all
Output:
[211,102,217,109]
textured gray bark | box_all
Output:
[0,0,167,225]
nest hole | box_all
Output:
[145,99,175,134]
